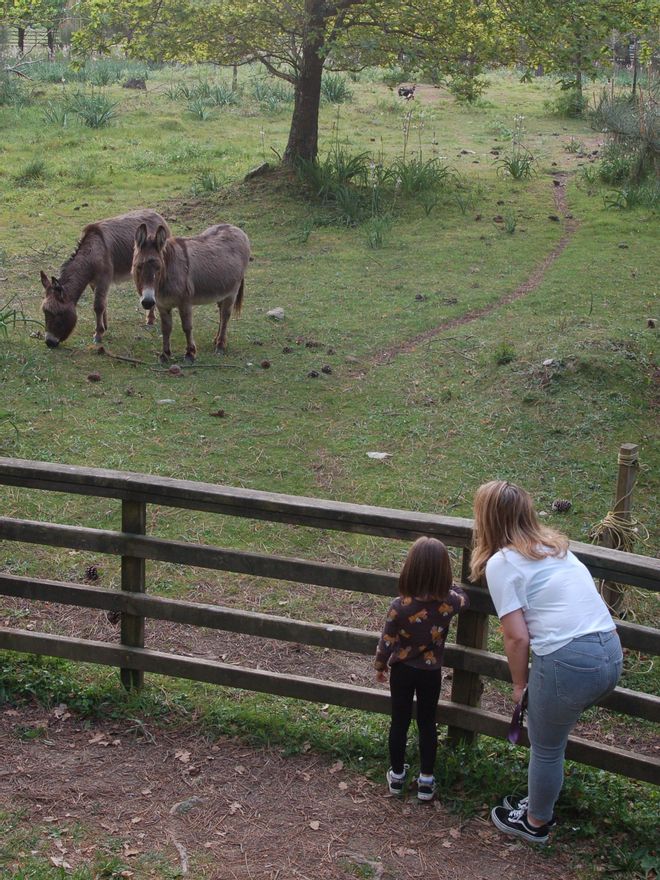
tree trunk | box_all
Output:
[18,26,25,55]
[47,28,55,60]
[283,1,326,165]
[232,64,238,92]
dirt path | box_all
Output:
[1,705,578,880]
[372,176,579,366]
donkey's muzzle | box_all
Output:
[140,289,156,310]
[45,335,60,348]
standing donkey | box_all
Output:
[132,222,251,363]
[40,209,170,348]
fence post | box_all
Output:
[447,547,489,746]
[598,443,639,616]
[120,499,146,690]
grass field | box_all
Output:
[0,60,658,879]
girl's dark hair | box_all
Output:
[399,536,453,600]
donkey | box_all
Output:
[40,209,171,348]
[132,222,251,363]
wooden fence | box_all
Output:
[0,457,658,785]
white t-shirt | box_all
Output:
[485,548,615,655]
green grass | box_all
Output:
[0,62,658,880]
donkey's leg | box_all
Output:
[213,296,234,354]
[159,307,174,364]
[92,282,109,344]
[145,307,156,328]
[179,304,197,363]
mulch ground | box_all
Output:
[1,705,580,880]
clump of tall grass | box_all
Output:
[191,170,224,194]
[13,158,48,187]
[64,90,119,128]
[321,74,353,104]
[495,115,536,180]
[0,74,31,107]
[251,77,294,111]
[41,101,71,127]
[296,144,456,228]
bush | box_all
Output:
[447,71,488,104]
[591,91,658,186]
[546,88,588,118]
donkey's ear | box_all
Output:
[40,270,50,290]
[135,223,149,249]
[155,225,168,252]
[51,276,64,298]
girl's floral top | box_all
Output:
[374,587,469,671]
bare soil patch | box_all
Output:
[1,705,579,880]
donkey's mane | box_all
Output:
[59,223,103,274]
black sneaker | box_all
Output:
[491,806,550,844]
[502,795,557,827]
[386,764,409,795]
[416,777,436,802]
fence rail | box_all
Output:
[0,457,658,786]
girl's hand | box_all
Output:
[376,669,388,684]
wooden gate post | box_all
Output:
[447,547,489,746]
[599,443,639,615]
[120,500,146,690]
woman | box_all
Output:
[471,481,623,844]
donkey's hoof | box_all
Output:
[159,353,171,365]
[144,323,156,331]
[214,346,226,356]
[184,354,196,365]
[93,334,103,344]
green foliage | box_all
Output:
[447,69,489,104]
[41,101,71,127]
[12,158,48,186]
[191,169,223,193]
[604,181,659,211]
[494,341,516,364]
[0,74,31,108]
[250,77,294,111]
[187,96,214,119]
[64,90,119,127]
[591,91,658,186]
[321,73,353,104]
[564,137,585,154]
[392,155,452,196]
[495,115,536,180]
[364,213,392,249]
[546,88,588,119]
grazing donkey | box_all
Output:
[40,209,170,348]
[132,222,251,363]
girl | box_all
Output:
[375,536,469,801]
[471,480,622,844]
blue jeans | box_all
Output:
[526,630,623,823]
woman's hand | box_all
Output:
[376,669,388,684]
[512,683,527,704]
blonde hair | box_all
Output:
[399,537,453,600]
[470,480,568,582]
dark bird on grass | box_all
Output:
[397,84,416,100]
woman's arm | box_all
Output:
[500,609,530,703]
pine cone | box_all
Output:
[84,565,100,582]
[551,499,572,513]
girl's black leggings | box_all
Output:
[389,662,443,776]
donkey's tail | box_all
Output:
[234,278,245,316]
